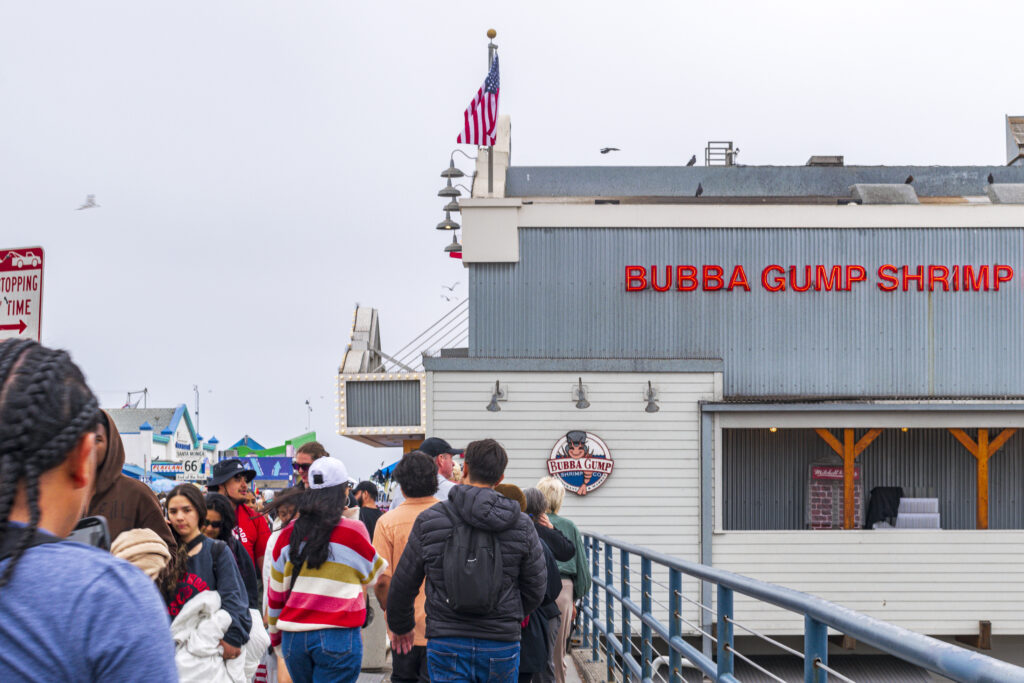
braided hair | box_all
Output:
[0,339,100,588]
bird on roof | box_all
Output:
[76,194,99,210]
[904,175,914,184]
[695,183,704,198]
[988,173,995,184]
[686,155,697,166]
[600,147,620,154]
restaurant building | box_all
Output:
[337,116,1024,650]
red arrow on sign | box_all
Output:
[0,320,27,334]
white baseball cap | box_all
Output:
[308,457,349,490]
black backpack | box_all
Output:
[440,502,503,616]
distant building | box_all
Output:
[107,404,219,479]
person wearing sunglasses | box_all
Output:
[292,441,328,488]
[207,458,272,577]
[205,493,261,611]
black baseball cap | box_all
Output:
[419,437,464,458]
[207,458,256,487]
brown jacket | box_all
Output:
[88,410,176,550]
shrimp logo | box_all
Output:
[547,431,614,496]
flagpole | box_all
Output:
[487,29,497,195]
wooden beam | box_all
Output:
[816,428,882,529]
[815,428,843,456]
[948,428,979,458]
[853,428,883,457]
[948,428,1016,530]
[843,429,856,529]
[955,620,992,650]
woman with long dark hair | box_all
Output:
[204,492,261,610]
[267,458,386,683]
[164,484,251,660]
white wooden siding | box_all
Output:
[429,370,719,633]
[713,530,1024,635]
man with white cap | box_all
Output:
[267,457,386,682]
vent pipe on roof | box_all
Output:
[1005,116,1024,166]
[807,155,844,167]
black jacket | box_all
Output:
[520,526,574,674]
[386,485,547,642]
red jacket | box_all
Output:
[234,502,271,565]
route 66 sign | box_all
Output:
[547,431,614,496]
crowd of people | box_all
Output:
[0,339,592,683]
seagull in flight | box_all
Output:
[76,195,99,210]
[600,147,620,154]
[441,281,460,292]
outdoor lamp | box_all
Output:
[438,179,461,198]
[436,212,460,231]
[444,233,462,253]
[444,199,461,213]
[574,378,590,410]
[644,381,660,413]
[486,380,505,412]
[441,159,465,179]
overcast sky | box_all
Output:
[3,2,1023,478]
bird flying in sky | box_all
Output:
[600,147,620,154]
[76,194,99,210]
[442,281,460,292]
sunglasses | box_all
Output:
[293,461,311,471]
[204,520,222,529]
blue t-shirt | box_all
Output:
[0,534,178,682]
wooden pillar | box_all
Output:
[948,428,1016,530]
[815,428,883,529]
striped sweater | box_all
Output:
[267,518,386,646]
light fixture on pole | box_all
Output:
[441,159,465,179]
[573,377,590,409]
[644,381,660,413]
[436,212,460,231]
[444,233,462,253]
[444,199,460,213]
[438,179,461,199]
[486,380,506,412]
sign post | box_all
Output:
[0,247,44,342]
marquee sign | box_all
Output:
[625,264,1014,293]
[547,431,614,496]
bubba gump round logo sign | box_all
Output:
[547,431,614,496]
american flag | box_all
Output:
[456,55,500,146]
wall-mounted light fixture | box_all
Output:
[769,427,778,433]
[443,233,462,254]
[644,381,659,413]
[573,377,590,409]
[486,380,506,412]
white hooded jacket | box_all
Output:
[170,591,253,683]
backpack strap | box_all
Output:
[0,527,62,562]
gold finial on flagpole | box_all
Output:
[487,29,496,39]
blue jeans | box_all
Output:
[427,637,520,683]
[282,627,362,683]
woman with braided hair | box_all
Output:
[0,339,177,682]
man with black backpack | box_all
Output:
[387,439,547,682]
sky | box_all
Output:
[3,1,1024,478]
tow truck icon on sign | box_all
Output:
[7,251,41,268]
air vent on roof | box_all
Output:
[807,155,844,167]
[1006,116,1024,166]
[850,184,919,205]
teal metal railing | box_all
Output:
[580,531,1024,683]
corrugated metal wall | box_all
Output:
[470,228,1024,397]
[344,380,420,427]
[723,428,1024,530]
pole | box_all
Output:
[486,29,496,195]
[193,384,199,435]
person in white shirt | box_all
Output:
[389,437,462,508]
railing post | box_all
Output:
[605,541,615,682]
[591,537,599,662]
[641,557,653,682]
[669,568,682,683]
[804,615,828,683]
[717,585,734,678]
[620,548,631,674]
